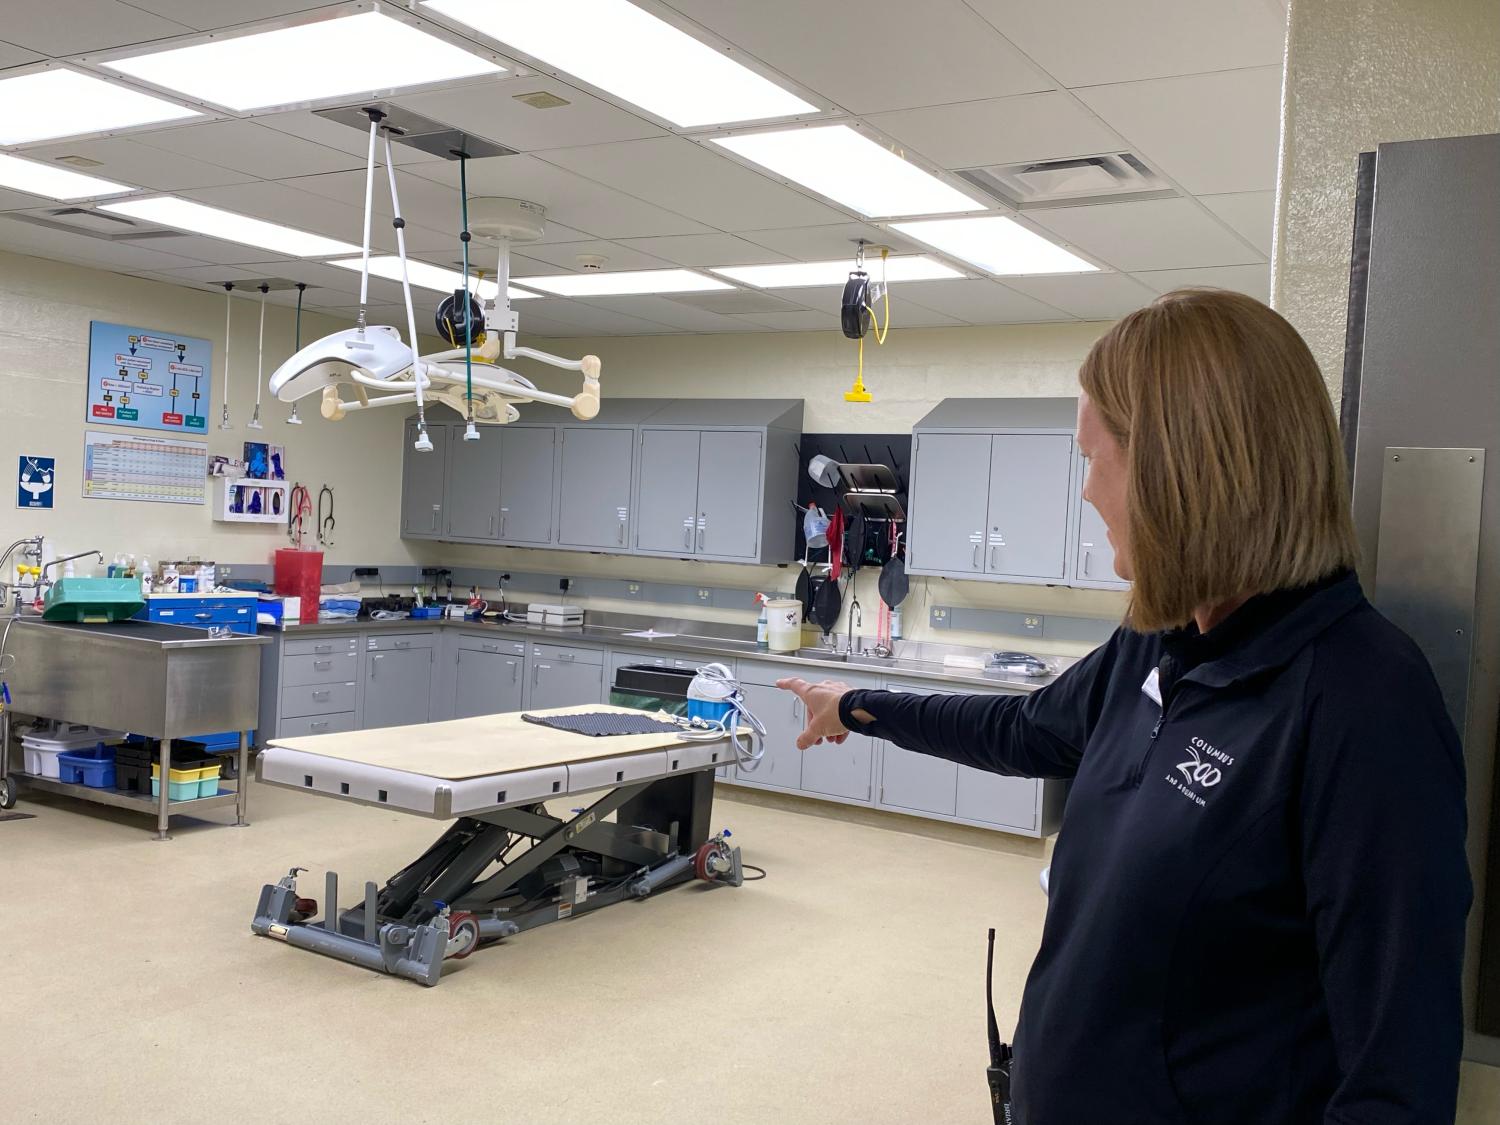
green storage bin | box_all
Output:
[151,777,202,801]
[43,577,145,623]
[197,764,222,798]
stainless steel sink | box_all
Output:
[794,647,847,663]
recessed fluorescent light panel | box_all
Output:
[0,152,130,201]
[0,69,200,145]
[713,126,983,219]
[422,0,815,127]
[515,269,732,297]
[99,197,361,258]
[891,216,1098,275]
[713,256,964,289]
[104,11,502,113]
[330,256,536,300]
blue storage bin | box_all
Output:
[150,777,202,801]
[57,745,116,788]
[687,699,733,724]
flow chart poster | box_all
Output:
[18,455,54,509]
[83,431,206,505]
[85,320,213,434]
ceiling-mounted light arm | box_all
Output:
[357,108,384,337]
[379,127,432,452]
[248,282,268,430]
[220,282,235,430]
[287,283,306,424]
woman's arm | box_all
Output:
[1301,638,1472,1124]
[778,630,1124,781]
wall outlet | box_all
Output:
[626,583,641,596]
[1023,615,1044,634]
[697,588,711,601]
[219,566,231,578]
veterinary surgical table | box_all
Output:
[252,705,746,986]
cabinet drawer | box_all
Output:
[278,712,357,738]
[147,600,254,626]
[530,643,602,666]
[281,681,358,719]
[285,635,359,658]
[284,651,359,686]
[366,632,435,652]
[457,634,527,657]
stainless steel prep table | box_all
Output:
[2,617,268,838]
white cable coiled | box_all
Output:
[677,663,767,772]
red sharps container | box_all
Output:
[274,548,323,624]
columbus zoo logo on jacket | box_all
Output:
[1166,736,1234,807]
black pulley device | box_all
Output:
[841,271,872,339]
[435,289,486,348]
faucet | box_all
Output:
[42,551,104,587]
[846,595,862,656]
[0,536,44,617]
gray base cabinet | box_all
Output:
[879,746,959,816]
[453,642,526,719]
[525,643,604,711]
[732,680,804,791]
[361,634,436,730]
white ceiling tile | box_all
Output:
[897,278,1073,324]
[511,239,676,273]
[0,215,212,272]
[155,259,370,303]
[121,231,296,266]
[141,120,367,180]
[539,137,843,230]
[122,1,328,32]
[737,222,926,260]
[1199,190,1274,256]
[256,110,442,166]
[1,2,192,54]
[411,154,713,239]
[0,41,43,71]
[1029,198,1263,272]
[18,136,253,191]
[509,297,686,336]
[965,0,1286,87]
[665,0,1052,113]
[616,233,792,268]
[1133,263,1272,303]
[1074,67,1282,194]
[732,310,841,332]
[0,186,53,211]
[393,74,666,153]
[868,92,1123,169]
[575,295,769,333]
[1001,272,1156,320]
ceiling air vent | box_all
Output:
[315,101,517,161]
[957,152,1174,209]
[4,207,178,242]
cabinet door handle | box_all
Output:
[684,523,693,550]
[510,660,519,683]
[311,721,329,732]
[482,643,499,652]
[559,653,575,662]
[312,690,331,701]
[370,654,382,680]
[314,644,333,654]
[697,525,705,552]
[313,660,332,671]
[394,640,411,649]
[500,513,507,538]
[193,612,212,621]
[618,521,625,545]
[489,515,495,537]
[1083,549,1092,577]
[972,542,981,569]
[989,545,998,570]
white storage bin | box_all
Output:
[20,727,114,780]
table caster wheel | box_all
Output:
[0,777,15,810]
[446,912,480,960]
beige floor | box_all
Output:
[1,777,1496,1125]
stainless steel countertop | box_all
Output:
[12,616,270,650]
[268,614,1059,693]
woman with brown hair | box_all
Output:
[779,289,1471,1124]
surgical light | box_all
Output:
[104,11,502,113]
[99,197,361,258]
[712,126,984,219]
[0,152,131,201]
[421,0,815,127]
[890,215,1098,275]
[328,256,537,301]
[0,69,200,145]
[712,256,962,289]
[515,269,733,297]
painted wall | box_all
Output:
[0,247,420,568]
[1273,0,1500,402]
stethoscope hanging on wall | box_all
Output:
[318,484,335,548]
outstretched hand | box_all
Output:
[776,677,854,750]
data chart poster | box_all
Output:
[86,320,213,434]
[83,431,206,505]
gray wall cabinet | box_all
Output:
[401,420,448,539]
[400,399,801,565]
[1068,445,1129,590]
[558,425,635,549]
[907,399,1089,587]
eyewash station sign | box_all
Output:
[85,321,213,433]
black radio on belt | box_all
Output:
[841,271,872,339]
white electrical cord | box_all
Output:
[381,129,430,450]
[219,283,234,430]
[358,114,378,329]
[248,284,266,429]
[675,663,768,771]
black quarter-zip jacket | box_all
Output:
[837,572,1471,1124]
